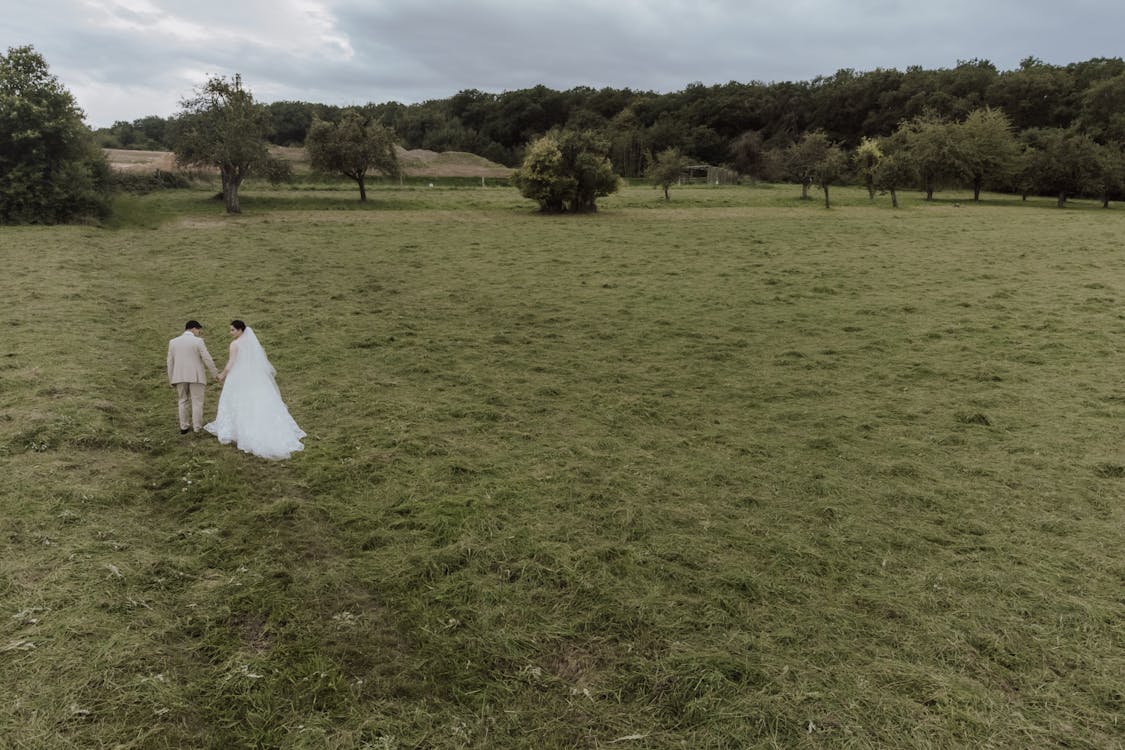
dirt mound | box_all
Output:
[396,147,512,177]
[104,149,177,171]
[105,146,512,179]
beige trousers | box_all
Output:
[175,382,206,430]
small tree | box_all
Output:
[872,153,918,208]
[306,110,400,201]
[0,45,110,224]
[646,147,689,200]
[814,144,849,209]
[785,131,832,200]
[171,74,282,214]
[853,137,883,200]
[512,129,619,213]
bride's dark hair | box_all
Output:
[231,319,246,331]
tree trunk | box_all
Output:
[663,185,670,201]
[924,179,934,201]
[359,175,367,202]
[223,170,242,214]
[1057,192,1067,208]
[800,180,810,200]
[890,188,898,209]
[224,184,241,213]
[823,184,830,209]
[973,178,982,201]
[865,177,875,200]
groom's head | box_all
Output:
[185,320,202,333]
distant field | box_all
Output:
[104,145,514,179]
[2,183,1123,748]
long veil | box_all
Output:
[235,326,277,385]
[204,326,305,459]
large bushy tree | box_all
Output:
[170,74,285,214]
[0,45,110,224]
[1022,128,1101,207]
[955,107,1019,200]
[898,114,960,200]
[512,129,619,213]
[306,110,400,201]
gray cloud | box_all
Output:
[3,0,1123,127]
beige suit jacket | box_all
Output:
[167,332,220,385]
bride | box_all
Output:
[204,320,306,460]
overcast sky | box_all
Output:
[4,0,1123,128]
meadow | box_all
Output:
[2,181,1123,749]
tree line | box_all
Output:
[94,56,1125,173]
[93,55,1125,212]
[5,42,1125,222]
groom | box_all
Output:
[167,320,220,434]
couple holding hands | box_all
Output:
[167,319,305,460]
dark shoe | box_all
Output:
[180,428,191,434]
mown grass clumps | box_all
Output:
[2,184,1124,748]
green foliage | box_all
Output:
[512,129,619,213]
[1093,142,1125,206]
[70,58,1125,193]
[854,137,883,199]
[1079,73,1125,143]
[645,147,690,200]
[0,45,111,224]
[1022,128,1102,206]
[305,109,400,201]
[729,129,767,180]
[93,115,171,150]
[872,152,919,208]
[985,57,1075,130]
[266,99,340,146]
[170,74,280,214]
[784,131,833,200]
[812,142,849,208]
[956,107,1019,200]
[64,56,1125,189]
[510,135,569,212]
[898,114,961,200]
[110,169,192,194]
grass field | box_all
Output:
[2,182,1124,749]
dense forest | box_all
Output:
[93,56,1125,189]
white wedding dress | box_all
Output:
[204,327,306,460]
